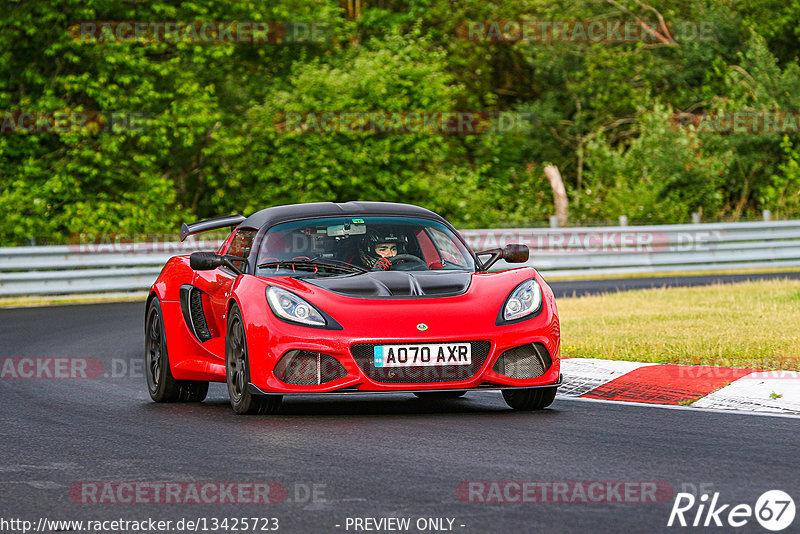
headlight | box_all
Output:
[502,279,542,322]
[266,287,326,327]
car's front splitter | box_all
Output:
[247,374,563,396]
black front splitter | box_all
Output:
[247,374,563,396]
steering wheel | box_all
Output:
[390,254,428,271]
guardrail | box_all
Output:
[0,240,224,296]
[466,219,800,276]
[2,220,800,296]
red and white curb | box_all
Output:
[559,358,800,414]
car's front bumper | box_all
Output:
[240,267,561,394]
[245,320,561,394]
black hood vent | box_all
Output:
[304,271,472,298]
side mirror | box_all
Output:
[190,252,225,270]
[502,244,529,263]
[475,244,529,270]
[190,252,248,274]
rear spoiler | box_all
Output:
[180,214,246,242]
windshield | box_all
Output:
[254,216,476,276]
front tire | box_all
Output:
[502,387,557,410]
[226,304,282,415]
[145,297,208,402]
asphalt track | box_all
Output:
[1,275,799,534]
[546,270,800,297]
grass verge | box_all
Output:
[558,278,800,370]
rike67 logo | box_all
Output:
[668,490,795,531]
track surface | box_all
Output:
[2,276,799,534]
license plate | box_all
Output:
[373,343,472,368]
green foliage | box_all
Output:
[764,136,800,216]
[575,104,728,223]
[2,0,800,244]
[219,32,463,203]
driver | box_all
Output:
[359,229,405,271]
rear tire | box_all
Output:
[226,304,282,415]
[502,387,557,410]
[145,297,209,403]
[413,391,467,399]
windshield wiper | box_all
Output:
[256,259,367,274]
[310,257,368,273]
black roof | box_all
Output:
[240,201,447,230]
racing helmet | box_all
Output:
[359,228,408,265]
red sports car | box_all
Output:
[145,202,561,414]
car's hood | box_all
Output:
[302,270,472,298]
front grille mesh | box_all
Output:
[274,351,347,385]
[493,343,550,379]
[351,341,491,384]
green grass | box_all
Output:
[558,279,800,370]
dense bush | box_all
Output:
[1,0,799,244]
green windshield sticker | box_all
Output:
[352,218,365,224]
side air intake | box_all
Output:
[179,285,212,342]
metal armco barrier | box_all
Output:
[465,220,800,276]
[2,220,800,296]
[0,239,224,296]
